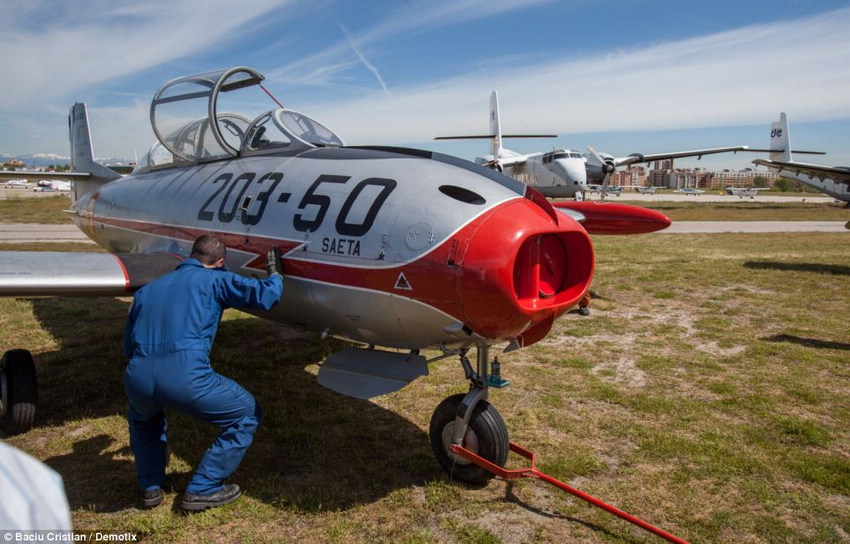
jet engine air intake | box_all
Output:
[456,198,594,343]
[513,231,592,307]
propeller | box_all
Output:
[587,146,616,200]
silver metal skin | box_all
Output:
[317,348,428,399]
[0,252,130,296]
[63,148,525,349]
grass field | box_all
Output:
[1,232,848,543]
[0,195,73,224]
[631,201,850,222]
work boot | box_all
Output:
[181,484,242,511]
[141,487,163,509]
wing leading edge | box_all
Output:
[0,252,182,297]
[753,159,850,185]
[614,146,750,167]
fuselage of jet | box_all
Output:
[71,146,594,350]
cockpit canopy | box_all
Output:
[542,150,582,164]
[138,67,343,172]
[242,109,344,153]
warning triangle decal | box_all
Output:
[394,272,413,291]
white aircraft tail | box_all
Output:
[770,112,792,162]
[433,92,554,166]
[489,91,503,158]
[69,103,120,203]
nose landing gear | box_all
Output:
[428,345,510,484]
[1,349,37,435]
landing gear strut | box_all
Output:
[1,349,37,434]
[428,345,510,484]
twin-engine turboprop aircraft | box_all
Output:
[0,67,670,483]
[436,91,751,200]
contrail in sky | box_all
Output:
[338,23,390,95]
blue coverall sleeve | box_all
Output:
[214,273,283,311]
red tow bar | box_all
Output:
[451,442,691,544]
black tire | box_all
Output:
[1,349,37,435]
[429,393,509,485]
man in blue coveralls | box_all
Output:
[123,235,284,511]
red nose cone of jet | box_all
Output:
[456,198,594,342]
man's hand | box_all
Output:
[266,247,283,277]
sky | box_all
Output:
[2,0,850,172]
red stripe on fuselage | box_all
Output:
[89,196,592,342]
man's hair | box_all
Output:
[190,235,226,265]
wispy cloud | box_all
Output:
[0,0,293,108]
[264,0,556,91]
[337,23,389,95]
[303,7,850,146]
[2,1,849,162]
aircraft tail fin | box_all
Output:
[770,112,792,162]
[489,91,502,158]
[69,103,121,203]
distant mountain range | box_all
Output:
[1,153,134,168]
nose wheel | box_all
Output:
[428,345,510,484]
[429,393,509,484]
[1,349,37,435]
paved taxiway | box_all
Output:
[660,221,848,233]
[0,224,94,243]
[0,186,71,199]
[584,192,836,203]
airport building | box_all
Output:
[645,168,710,189]
[644,162,780,190]
[608,166,647,187]
[704,169,778,190]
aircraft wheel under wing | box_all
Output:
[429,393,508,484]
[1,349,37,434]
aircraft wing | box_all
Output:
[0,167,131,182]
[753,159,850,185]
[0,252,182,297]
[0,171,89,181]
[614,146,749,167]
[498,154,529,168]
[435,134,556,140]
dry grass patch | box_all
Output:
[2,233,849,542]
[0,195,72,223]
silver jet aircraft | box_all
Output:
[0,67,671,483]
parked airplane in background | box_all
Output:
[436,91,750,200]
[636,186,658,194]
[3,179,33,187]
[435,92,585,199]
[0,67,671,484]
[676,187,705,195]
[753,113,850,206]
[726,187,767,199]
[588,184,621,196]
[36,179,71,191]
